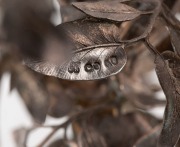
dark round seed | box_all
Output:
[85,63,94,72]
[104,59,112,68]
[93,62,101,70]
[110,56,118,65]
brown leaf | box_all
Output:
[119,45,165,110]
[77,125,107,147]
[72,0,142,22]
[1,0,67,61]
[134,126,161,147]
[0,50,49,123]
[24,0,161,81]
[145,40,180,147]
[157,51,180,147]
[11,61,49,123]
[91,112,160,147]
[60,5,86,22]
[45,77,75,118]
[25,18,127,80]
[47,78,109,117]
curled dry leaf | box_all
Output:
[145,40,180,147]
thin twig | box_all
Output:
[37,104,112,147]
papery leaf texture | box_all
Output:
[145,45,180,147]
[156,51,180,147]
[25,0,161,80]
[25,18,127,80]
[72,0,141,22]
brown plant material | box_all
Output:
[72,0,142,22]
[77,125,107,147]
[85,111,160,147]
[1,0,180,147]
[144,39,180,146]
[134,125,161,147]
[0,52,49,123]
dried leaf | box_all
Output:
[145,39,180,147]
[11,62,49,123]
[157,51,180,147]
[47,78,109,117]
[46,77,75,118]
[119,46,165,110]
[72,1,142,22]
[61,5,86,22]
[134,126,161,147]
[77,125,107,147]
[1,1,177,146]
[92,112,157,147]
[169,27,180,56]
[25,18,127,80]
[1,0,67,60]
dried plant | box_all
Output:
[0,0,180,147]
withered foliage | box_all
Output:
[0,0,180,147]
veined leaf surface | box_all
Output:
[25,18,127,80]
